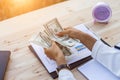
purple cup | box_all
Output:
[92,2,112,23]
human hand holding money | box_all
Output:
[44,18,80,47]
[30,18,80,56]
[44,41,66,66]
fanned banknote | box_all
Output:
[44,18,79,47]
[29,32,51,48]
[30,18,82,56]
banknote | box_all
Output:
[44,18,79,47]
[44,18,68,40]
[44,18,63,34]
[30,18,81,56]
[30,32,51,48]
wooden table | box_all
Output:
[0,0,120,80]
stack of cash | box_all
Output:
[30,18,80,56]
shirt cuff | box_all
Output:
[58,69,76,80]
[91,40,103,59]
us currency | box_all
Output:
[30,18,80,56]
[44,18,79,48]
[30,32,52,48]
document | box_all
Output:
[78,59,120,80]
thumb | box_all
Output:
[57,30,69,37]
[51,41,57,48]
[44,48,48,53]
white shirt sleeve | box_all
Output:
[58,69,76,80]
[92,40,120,77]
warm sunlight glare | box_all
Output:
[0,0,65,21]
[12,0,28,4]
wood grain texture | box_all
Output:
[0,0,65,21]
[0,0,120,80]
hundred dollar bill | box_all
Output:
[44,18,66,40]
[44,18,79,47]
[29,32,51,48]
[30,18,82,56]
[30,31,72,56]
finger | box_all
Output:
[44,48,48,54]
[57,30,70,37]
[64,27,72,30]
[49,40,55,46]
[51,40,55,44]
[51,41,56,46]
[50,41,58,49]
[44,47,47,51]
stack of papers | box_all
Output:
[78,59,119,80]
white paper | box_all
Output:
[31,43,57,73]
[74,24,99,40]
[116,42,120,47]
[30,42,92,73]
[78,59,120,80]
[30,24,99,73]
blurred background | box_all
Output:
[0,0,65,21]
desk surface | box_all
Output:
[0,0,120,80]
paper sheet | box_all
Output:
[78,59,120,80]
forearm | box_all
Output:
[77,32,97,51]
[92,40,120,77]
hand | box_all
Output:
[44,41,66,66]
[57,27,96,51]
[57,27,84,39]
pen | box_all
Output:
[114,45,120,50]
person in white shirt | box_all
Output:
[44,27,120,80]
